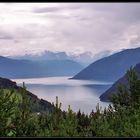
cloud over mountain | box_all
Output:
[0,3,140,57]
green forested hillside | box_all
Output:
[1,68,140,137]
[0,77,54,113]
[100,63,140,102]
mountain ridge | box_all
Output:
[72,47,140,82]
[0,56,83,79]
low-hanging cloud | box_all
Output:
[0,3,140,57]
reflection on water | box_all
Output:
[12,77,112,114]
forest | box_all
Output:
[0,68,140,137]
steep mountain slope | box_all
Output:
[72,47,140,82]
[0,56,83,78]
[100,63,140,102]
[0,76,54,112]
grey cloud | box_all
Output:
[1,3,140,57]
[0,24,52,41]
[0,30,13,40]
[0,35,13,40]
[97,3,140,24]
[32,7,63,13]
[23,3,140,54]
[32,3,84,14]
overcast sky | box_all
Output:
[0,3,140,57]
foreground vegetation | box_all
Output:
[0,68,140,137]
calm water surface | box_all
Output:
[12,77,112,114]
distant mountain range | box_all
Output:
[12,51,70,61]
[0,77,54,113]
[72,47,140,82]
[10,50,103,67]
[100,63,140,102]
[0,56,83,79]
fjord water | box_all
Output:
[12,77,112,114]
